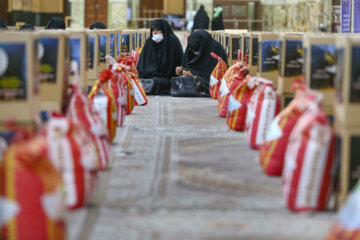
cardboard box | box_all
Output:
[87,30,100,87]
[108,29,118,61]
[66,30,88,92]
[121,30,133,55]
[114,29,122,59]
[0,32,40,125]
[334,35,360,128]
[137,29,146,49]
[303,34,337,116]
[244,32,259,76]
[334,123,360,208]
[38,31,69,112]
[257,33,280,87]
[97,30,110,72]
[277,33,304,95]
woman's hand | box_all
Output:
[182,70,194,77]
[175,66,183,76]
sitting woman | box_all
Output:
[175,30,227,92]
[137,19,184,95]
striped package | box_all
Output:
[129,72,148,106]
[259,92,307,176]
[107,71,127,126]
[67,85,111,170]
[88,75,117,142]
[46,117,98,210]
[227,75,257,131]
[246,78,280,150]
[116,67,135,115]
[282,98,334,212]
[0,135,65,240]
[325,180,360,240]
[209,52,228,99]
[218,63,247,117]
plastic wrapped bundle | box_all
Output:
[88,70,118,142]
[227,75,257,131]
[45,116,98,210]
[282,92,334,212]
[67,85,111,170]
[260,90,307,176]
[209,52,228,99]
[325,180,360,240]
[0,134,65,240]
[245,78,280,149]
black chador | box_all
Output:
[137,19,183,94]
[182,30,227,89]
[192,5,209,31]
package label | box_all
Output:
[260,40,279,73]
[110,33,115,57]
[310,45,336,90]
[69,38,81,75]
[0,43,27,100]
[117,33,121,56]
[122,34,130,53]
[335,48,344,102]
[89,37,95,69]
[99,35,107,63]
[252,37,259,65]
[231,38,240,60]
[284,40,303,77]
[351,47,360,102]
[39,38,58,83]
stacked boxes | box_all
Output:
[258,33,280,87]
[277,33,303,108]
[87,30,100,88]
[38,31,69,112]
[303,34,337,117]
[334,35,360,207]
[0,32,40,128]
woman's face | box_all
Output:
[152,28,163,35]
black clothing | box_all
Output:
[0,18,8,29]
[19,24,35,31]
[192,5,209,31]
[45,17,66,30]
[137,19,183,94]
[182,30,227,90]
[211,12,224,30]
[89,22,106,29]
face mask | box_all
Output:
[152,34,164,43]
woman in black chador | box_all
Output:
[176,30,227,91]
[137,18,184,95]
[45,17,66,30]
[211,5,224,31]
[192,5,209,31]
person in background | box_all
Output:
[45,17,66,30]
[137,18,183,95]
[175,30,227,92]
[0,18,8,30]
[211,5,224,31]
[89,22,106,29]
[192,5,209,31]
[19,24,35,31]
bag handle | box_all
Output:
[180,76,200,90]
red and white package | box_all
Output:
[209,52,228,99]
[226,75,256,131]
[282,93,334,212]
[218,66,248,118]
[245,78,280,150]
[0,134,65,240]
[67,85,111,170]
[46,116,98,210]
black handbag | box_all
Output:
[140,78,156,94]
[170,76,207,97]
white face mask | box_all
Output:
[152,34,164,43]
